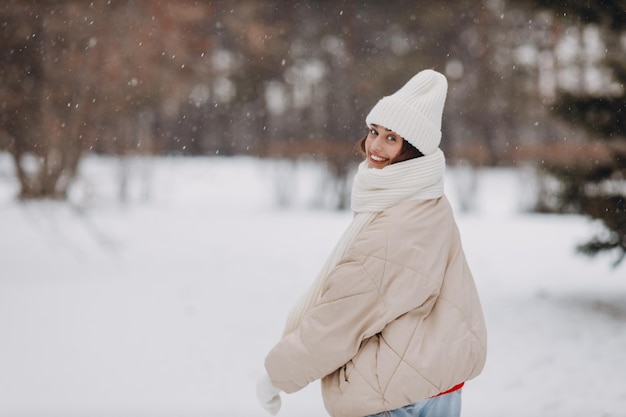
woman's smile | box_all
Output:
[368,152,390,166]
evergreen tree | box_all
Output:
[530,0,626,265]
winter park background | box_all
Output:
[2,1,626,417]
[1,152,625,417]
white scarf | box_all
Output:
[282,149,446,336]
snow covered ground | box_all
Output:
[1,153,624,417]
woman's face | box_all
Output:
[364,124,404,169]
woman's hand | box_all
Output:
[256,373,282,415]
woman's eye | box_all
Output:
[370,128,378,136]
[387,135,396,142]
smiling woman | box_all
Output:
[257,70,487,417]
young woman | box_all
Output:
[257,69,487,417]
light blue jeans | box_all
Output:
[365,390,462,417]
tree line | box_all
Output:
[1,0,624,264]
[523,0,625,266]
[0,0,610,194]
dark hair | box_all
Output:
[357,132,424,164]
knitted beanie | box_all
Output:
[365,69,448,155]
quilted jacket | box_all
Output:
[265,196,487,417]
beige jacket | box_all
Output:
[265,196,487,417]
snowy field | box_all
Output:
[1,152,625,417]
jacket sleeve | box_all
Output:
[264,253,390,393]
[265,207,442,393]
[264,202,449,394]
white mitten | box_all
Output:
[256,373,282,415]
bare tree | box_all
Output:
[0,0,214,199]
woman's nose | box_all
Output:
[371,136,383,151]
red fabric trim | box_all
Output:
[432,382,464,397]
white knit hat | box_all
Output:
[365,69,448,155]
